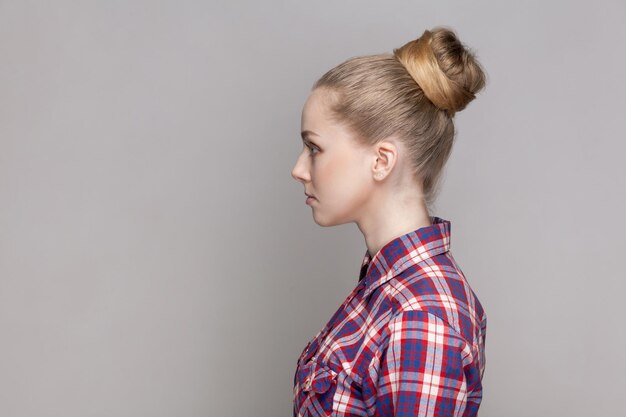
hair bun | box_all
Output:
[393,27,486,116]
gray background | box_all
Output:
[1,1,625,416]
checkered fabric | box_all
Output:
[293,216,487,417]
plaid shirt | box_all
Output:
[293,216,487,417]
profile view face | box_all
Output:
[291,88,374,227]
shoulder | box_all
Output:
[372,251,486,348]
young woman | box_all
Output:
[291,27,487,417]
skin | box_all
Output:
[291,88,433,258]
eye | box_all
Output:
[306,143,320,156]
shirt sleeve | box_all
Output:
[364,310,473,417]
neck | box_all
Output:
[358,190,432,259]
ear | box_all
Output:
[372,138,399,179]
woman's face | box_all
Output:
[291,88,374,227]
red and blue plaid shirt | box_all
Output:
[293,216,487,417]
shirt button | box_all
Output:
[303,377,312,390]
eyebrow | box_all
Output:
[301,130,320,142]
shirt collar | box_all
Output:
[358,216,451,299]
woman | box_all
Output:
[291,27,487,417]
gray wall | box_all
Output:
[1,1,625,416]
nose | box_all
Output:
[291,151,310,183]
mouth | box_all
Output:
[305,192,315,198]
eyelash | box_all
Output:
[305,143,319,156]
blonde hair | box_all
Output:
[312,26,487,211]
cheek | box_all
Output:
[319,153,369,200]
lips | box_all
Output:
[305,192,315,198]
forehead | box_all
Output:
[301,89,355,142]
[300,88,370,153]
[301,88,335,127]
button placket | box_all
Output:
[303,376,312,391]
[314,279,368,361]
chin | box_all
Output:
[312,211,349,228]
